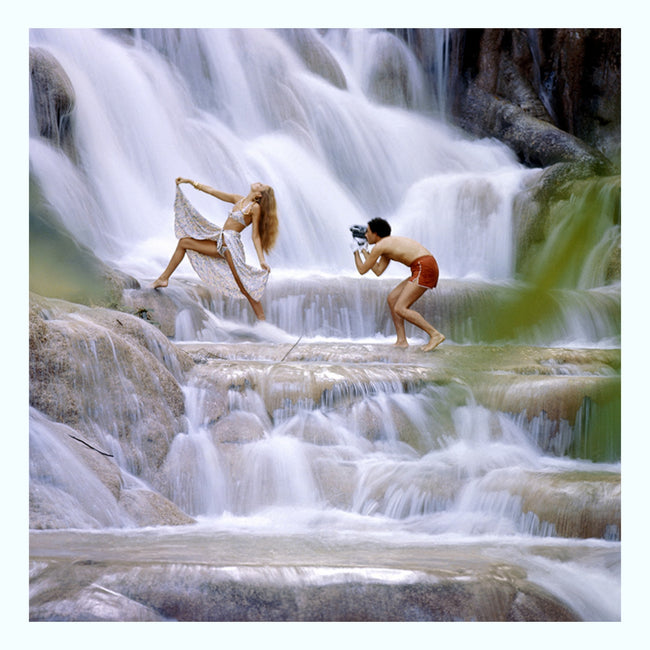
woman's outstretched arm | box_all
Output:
[176,177,241,204]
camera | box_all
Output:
[349,224,367,245]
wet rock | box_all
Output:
[472,373,620,462]
[479,469,621,539]
[123,279,238,340]
[29,403,195,529]
[29,561,166,621]
[28,561,580,621]
[118,489,196,527]
[278,411,352,447]
[363,31,421,108]
[354,459,461,518]
[29,297,187,477]
[80,305,194,377]
[210,411,265,444]
[101,267,141,305]
[29,46,76,155]
[30,411,124,529]
[441,28,620,165]
[457,83,612,173]
[472,375,619,424]
[181,343,620,459]
[506,583,581,621]
[349,392,455,455]
[311,452,360,508]
[279,29,347,90]
[123,286,182,338]
[29,483,110,530]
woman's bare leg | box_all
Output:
[152,241,185,288]
[222,249,266,320]
[153,237,219,288]
[153,237,266,320]
[392,281,445,351]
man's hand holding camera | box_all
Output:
[349,224,369,253]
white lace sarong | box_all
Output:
[173,186,269,301]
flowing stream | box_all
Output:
[28,28,620,622]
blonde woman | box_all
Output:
[153,177,278,320]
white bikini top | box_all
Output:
[229,201,254,226]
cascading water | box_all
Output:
[28,28,620,622]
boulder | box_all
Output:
[442,28,620,165]
[29,408,194,529]
[29,46,76,154]
[122,287,185,338]
[28,559,580,621]
[279,29,347,90]
[118,489,196,527]
[478,468,620,539]
[79,304,194,378]
[209,411,265,444]
[29,296,188,478]
[363,31,422,108]
[457,83,612,173]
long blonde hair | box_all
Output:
[257,186,278,253]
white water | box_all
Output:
[29,28,536,280]
[30,28,620,347]
[28,28,620,621]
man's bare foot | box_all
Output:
[421,332,445,352]
[152,277,168,289]
[393,339,409,348]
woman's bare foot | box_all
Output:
[421,332,445,352]
[152,277,168,289]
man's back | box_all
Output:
[374,235,432,266]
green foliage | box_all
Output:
[483,175,620,343]
[569,393,621,463]
[521,176,620,291]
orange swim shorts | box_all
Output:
[409,255,439,289]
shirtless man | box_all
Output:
[353,218,445,351]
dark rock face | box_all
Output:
[451,29,619,161]
[457,83,612,172]
[397,28,620,170]
[530,29,620,152]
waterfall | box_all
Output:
[28,28,620,622]
[396,28,452,117]
[29,27,533,279]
